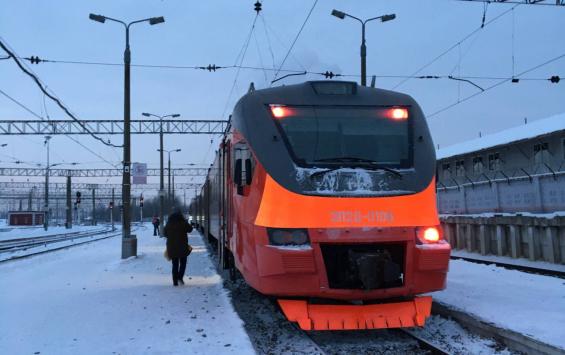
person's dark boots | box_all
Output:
[178,279,184,285]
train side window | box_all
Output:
[233,142,255,195]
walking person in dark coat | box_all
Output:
[164,211,193,286]
[152,215,160,236]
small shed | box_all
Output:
[8,211,45,226]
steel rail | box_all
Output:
[432,302,565,355]
[450,255,565,278]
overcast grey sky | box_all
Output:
[1,0,563,188]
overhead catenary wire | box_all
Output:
[271,0,318,84]
[391,4,520,90]
[0,88,120,168]
[427,52,565,118]
[221,13,260,119]
[0,38,122,149]
[452,0,565,7]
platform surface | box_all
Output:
[0,224,254,355]
[434,258,565,350]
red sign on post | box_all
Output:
[132,163,147,184]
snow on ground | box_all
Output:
[433,259,565,350]
[0,223,254,355]
[0,224,106,241]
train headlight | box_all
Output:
[267,228,310,246]
[415,226,442,244]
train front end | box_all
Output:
[230,81,450,331]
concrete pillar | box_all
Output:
[461,186,468,214]
[527,226,538,261]
[479,224,488,255]
[509,225,520,258]
[532,176,544,213]
[544,227,559,264]
[455,223,464,250]
[495,225,506,256]
[493,182,501,212]
[465,224,474,252]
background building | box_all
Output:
[436,113,565,214]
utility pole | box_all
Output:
[160,119,164,234]
[89,13,164,259]
[168,152,171,211]
[111,188,115,231]
[66,175,72,229]
[172,173,175,209]
[92,188,96,226]
[44,135,51,231]
[142,112,179,235]
[28,188,33,210]
[139,194,144,224]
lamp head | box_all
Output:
[89,14,106,23]
[142,113,151,117]
[171,114,180,118]
[331,9,346,19]
[381,14,396,22]
[149,16,165,25]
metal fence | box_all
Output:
[437,171,565,214]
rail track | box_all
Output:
[0,226,124,262]
[450,254,565,279]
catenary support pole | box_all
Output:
[66,175,72,229]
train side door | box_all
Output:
[219,139,234,271]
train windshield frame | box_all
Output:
[270,105,414,169]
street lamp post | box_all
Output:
[90,14,165,259]
[142,112,179,235]
[331,9,396,86]
[156,148,182,214]
[44,136,51,231]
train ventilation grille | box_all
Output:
[282,255,316,273]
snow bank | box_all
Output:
[0,225,105,241]
[0,224,254,355]
[433,259,565,350]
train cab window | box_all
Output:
[272,106,411,168]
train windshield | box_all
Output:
[272,106,412,168]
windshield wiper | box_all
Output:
[311,157,403,179]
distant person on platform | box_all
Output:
[152,216,160,236]
[164,211,193,286]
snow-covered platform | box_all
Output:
[433,259,565,351]
[0,224,254,355]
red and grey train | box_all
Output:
[192,81,450,331]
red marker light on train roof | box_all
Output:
[388,107,408,120]
[270,105,289,118]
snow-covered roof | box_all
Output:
[436,113,565,160]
